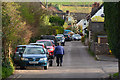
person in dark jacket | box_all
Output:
[54,43,64,66]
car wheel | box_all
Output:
[44,64,48,70]
[49,60,53,66]
[63,43,65,46]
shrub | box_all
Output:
[81,36,85,43]
[2,58,14,79]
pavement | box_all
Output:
[8,41,118,79]
[95,55,118,62]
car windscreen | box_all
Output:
[74,34,80,37]
[56,37,62,40]
[36,41,52,46]
[24,47,45,54]
[57,34,63,36]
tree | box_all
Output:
[104,2,120,78]
[49,16,65,26]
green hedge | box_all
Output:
[2,58,14,79]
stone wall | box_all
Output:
[90,42,109,55]
[89,22,104,33]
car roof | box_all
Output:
[30,43,44,45]
[26,45,43,48]
[37,40,52,41]
[56,36,62,37]
[57,34,63,35]
[17,45,28,47]
[64,34,70,35]
[74,34,80,35]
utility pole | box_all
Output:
[46,0,48,8]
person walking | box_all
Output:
[54,43,64,66]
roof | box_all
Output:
[48,6,62,13]
[91,5,104,22]
[86,4,104,20]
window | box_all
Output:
[24,47,45,54]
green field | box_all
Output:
[48,2,102,13]
[60,6,92,13]
[48,2,94,6]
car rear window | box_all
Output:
[56,37,62,40]
[24,47,45,54]
[64,35,68,37]
[36,41,52,46]
[30,44,43,46]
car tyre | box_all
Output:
[44,64,48,70]
[49,60,53,66]
[63,43,65,46]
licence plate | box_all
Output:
[65,37,67,38]
[29,61,38,64]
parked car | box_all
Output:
[29,43,47,48]
[36,40,55,66]
[72,34,81,41]
[41,35,57,46]
[50,40,55,46]
[64,34,72,41]
[56,36,65,46]
[57,34,64,37]
[29,43,48,54]
[20,45,48,70]
[13,45,28,66]
[57,34,65,42]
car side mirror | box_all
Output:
[19,52,23,57]
[47,48,50,49]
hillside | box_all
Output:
[48,2,102,13]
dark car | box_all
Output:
[29,43,48,54]
[19,45,48,70]
[41,35,57,46]
[56,36,65,46]
[64,34,72,41]
[13,45,28,66]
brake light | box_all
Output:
[14,47,18,53]
[49,52,54,56]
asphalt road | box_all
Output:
[9,41,118,79]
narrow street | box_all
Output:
[9,41,118,78]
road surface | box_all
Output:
[9,41,118,79]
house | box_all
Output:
[86,3,109,55]
[88,4,106,42]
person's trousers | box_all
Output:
[56,54,63,65]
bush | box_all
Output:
[112,73,119,78]
[2,58,14,79]
[81,36,85,43]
